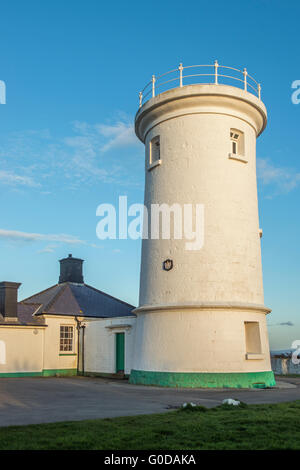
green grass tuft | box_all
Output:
[179,403,208,412]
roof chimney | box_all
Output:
[59,254,84,284]
[0,282,21,321]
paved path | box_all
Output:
[0,376,299,427]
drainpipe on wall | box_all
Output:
[76,319,85,376]
[76,318,80,375]
[82,323,86,376]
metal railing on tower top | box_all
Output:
[138,61,261,108]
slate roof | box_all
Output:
[21,282,135,319]
[0,303,46,326]
[17,303,46,325]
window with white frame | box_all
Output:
[230,130,240,155]
[60,325,74,352]
[150,136,160,165]
[230,129,245,157]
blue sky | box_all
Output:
[0,0,299,349]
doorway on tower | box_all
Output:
[115,332,125,375]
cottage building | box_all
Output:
[0,255,136,377]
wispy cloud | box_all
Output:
[62,118,141,185]
[0,229,86,245]
[37,244,58,254]
[268,321,295,327]
[257,158,300,195]
[96,121,137,152]
[0,115,142,191]
[0,170,40,188]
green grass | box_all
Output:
[1,401,300,450]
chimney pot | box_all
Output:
[59,255,84,284]
[0,282,21,320]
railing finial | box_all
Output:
[179,63,183,87]
[152,75,156,98]
[214,60,219,84]
[243,67,248,91]
[139,91,143,108]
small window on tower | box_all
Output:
[150,136,160,163]
[229,129,246,162]
[230,131,240,155]
[244,321,263,359]
[148,136,161,170]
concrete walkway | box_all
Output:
[0,376,299,427]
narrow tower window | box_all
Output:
[230,131,240,155]
[149,136,160,166]
[244,321,262,358]
[229,129,246,162]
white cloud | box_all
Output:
[0,170,40,188]
[37,244,57,254]
[96,121,137,152]
[61,118,141,186]
[257,158,300,194]
[0,229,86,245]
[0,116,142,191]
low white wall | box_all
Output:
[84,316,136,375]
[271,356,300,375]
[0,326,45,375]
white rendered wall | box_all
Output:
[43,315,78,372]
[132,84,272,375]
[0,326,45,374]
[137,85,266,307]
[84,316,136,375]
[133,309,271,373]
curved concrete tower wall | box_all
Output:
[130,83,275,388]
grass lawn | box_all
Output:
[1,401,300,450]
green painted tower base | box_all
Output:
[129,370,276,389]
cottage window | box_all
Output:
[60,325,74,352]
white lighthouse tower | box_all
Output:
[130,62,275,388]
